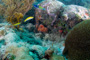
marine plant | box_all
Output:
[0,0,34,25]
[63,20,90,60]
[6,12,23,25]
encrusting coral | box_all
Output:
[63,20,90,60]
[0,43,34,60]
[0,0,34,25]
[38,24,48,33]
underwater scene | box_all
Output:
[0,0,90,60]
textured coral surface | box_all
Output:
[63,20,90,60]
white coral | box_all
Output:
[63,5,90,20]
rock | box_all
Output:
[29,45,47,58]
[29,52,39,60]
[48,33,64,42]
[62,5,90,21]
[35,0,65,26]
[0,40,5,48]
[4,33,20,43]
[26,23,35,32]
[35,33,45,40]
[50,54,65,60]
[63,20,90,60]
[41,58,47,60]
[0,42,34,60]
[44,50,54,59]
[43,33,50,40]
[0,36,4,41]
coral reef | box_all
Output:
[63,20,90,60]
[0,0,90,60]
[0,22,65,60]
[35,0,90,36]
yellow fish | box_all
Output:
[24,16,34,22]
[13,22,21,26]
[13,16,34,26]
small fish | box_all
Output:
[13,16,34,26]
[34,4,45,10]
[34,4,39,8]
[13,22,21,26]
[24,16,34,22]
[39,6,45,10]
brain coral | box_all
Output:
[63,20,90,60]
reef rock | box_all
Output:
[4,32,20,43]
[26,23,35,32]
[62,5,90,21]
[41,58,47,60]
[63,20,90,60]
[44,49,54,59]
[35,0,65,26]
[50,54,65,60]
[29,45,47,58]
[0,42,34,60]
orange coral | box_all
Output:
[38,24,48,33]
